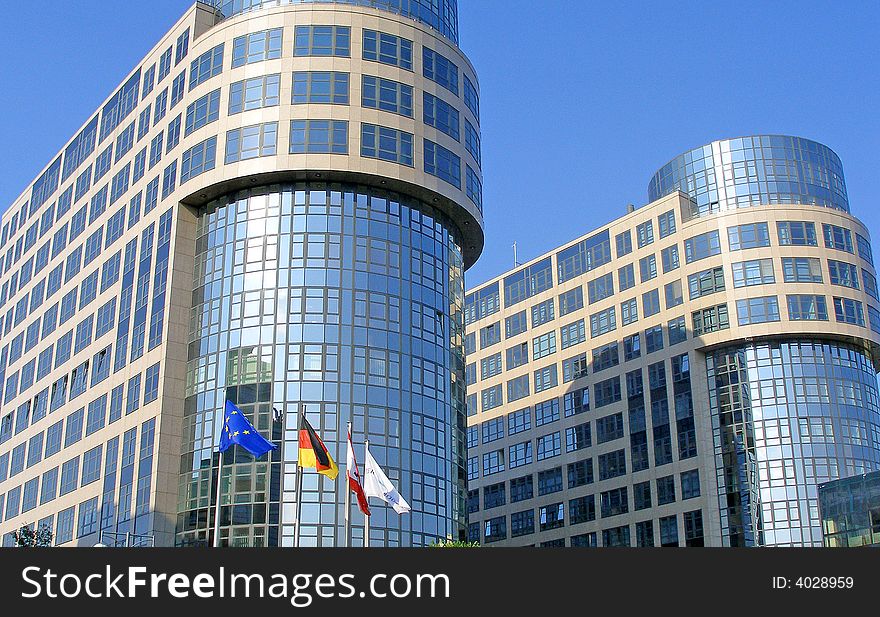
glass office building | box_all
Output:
[0,0,482,547]
[465,136,880,547]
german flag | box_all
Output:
[298,416,339,480]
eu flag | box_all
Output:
[218,400,278,458]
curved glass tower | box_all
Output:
[0,1,481,547]
[648,135,849,218]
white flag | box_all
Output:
[363,445,411,514]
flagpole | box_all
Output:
[364,439,370,548]
[293,403,304,548]
[212,446,224,548]
[343,422,352,547]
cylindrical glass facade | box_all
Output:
[213,0,460,44]
[176,183,467,547]
[706,339,880,546]
[648,135,849,218]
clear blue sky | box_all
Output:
[1,1,878,288]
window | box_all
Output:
[833,297,865,326]
[229,74,281,114]
[423,92,460,141]
[728,222,770,250]
[600,487,629,518]
[692,304,729,335]
[161,161,177,199]
[568,459,593,489]
[684,510,704,547]
[599,449,627,480]
[594,376,621,408]
[681,469,701,499]
[781,257,822,283]
[823,224,854,253]
[538,467,563,495]
[289,120,347,154]
[466,166,483,210]
[642,289,660,317]
[539,502,565,531]
[175,27,190,65]
[506,342,528,370]
[464,119,481,168]
[661,244,679,273]
[533,365,557,393]
[620,298,639,326]
[639,254,657,282]
[668,316,687,344]
[684,230,721,263]
[660,515,679,547]
[144,363,160,403]
[481,417,504,444]
[658,210,676,238]
[508,408,531,435]
[634,482,652,511]
[360,124,413,166]
[732,258,775,287]
[592,341,619,372]
[536,432,561,460]
[645,324,664,353]
[863,269,879,300]
[226,122,278,162]
[616,230,632,257]
[480,353,503,380]
[423,47,458,95]
[361,75,412,117]
[294,25,350,57]
[530,298,555,327]
[507,375,529,402]
[688,266,725,299]
[509,441,532,468]
[828,259,860,289]
[664,280,683,308]
[189,43,223,91]
[563,421,590,452]
[777,221,817,246]
[480,321,501,348]
[362,29,412,69]
[463,74,480,120]
[166,114,182,152]
[562,352,589,383]
[424,140,460,188]
[505,310,528,338]
[856,233,874,265]
[532,331,557,360]
[292,71,349,104]
[180,137,217,183]
[586,274,613,305]
[481,384,503,412]
[232,28,283,66]
[81,445,102,485]
[736,296,780,325]
[561,319,587,348]
[637,221,654,247]
[482,450,504,476]
[184,88,220,136]
[589,308,615,338]
[169,71,186,108]
[483,482,505,509]
[623,333,641,361]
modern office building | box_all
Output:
[818,469,880,547]
[0,0,482,547]
[464,135,880,547]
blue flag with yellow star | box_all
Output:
[219,400,277,457]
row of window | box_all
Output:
[0,417,157,545]
[2,69,481,310]
[465,216,874,323]
[5,24,478,265]
[472,508,705,547]
[468,468,701,516]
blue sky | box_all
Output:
[1,0,878,288]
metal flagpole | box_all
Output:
[343,422,352,547]
[364,439,370,548]
[212,446,224,548]
[293,403,304,548]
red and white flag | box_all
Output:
[346,429,371,516]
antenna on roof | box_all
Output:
[513,241,521,268]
